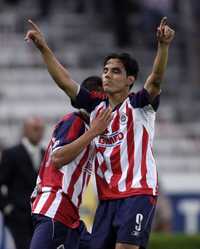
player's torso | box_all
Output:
[33,113,94,208]
[91,95,158,199]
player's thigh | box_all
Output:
[116,196,157,249]
[30,215,55,249]
[78,220,91,249]
[116,243,139,249]
[90,201,116,249]
[30,214,70,249]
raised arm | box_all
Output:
[144,17,175,100]
[25,20,79,100]
[51,108,112,169]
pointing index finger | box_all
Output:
[160,16,167,28]
[28,19,41,32]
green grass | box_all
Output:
[148,233,200,249]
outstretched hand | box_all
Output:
[157,17,175,45]
[24,19,47,50]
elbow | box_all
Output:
[152,73,163,83]
[150,74,163,90]
[51,152,63,169]
[51,151,71,169]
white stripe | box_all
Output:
[132,121,142,188]
[147,145,157,195]
[52,146,62,153]
[33,192,51,213]
[61,159,81,193]
[99,114,116,184]
[76,84,81,96]
[71,170,84,206]
[118,121,129,192]
[96,152,104,178]
[45,190,63,217]
[103,149,113,184]
[36,175,41,185]
[41,187,52,192]
[62,147,90,205]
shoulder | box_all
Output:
[54,112,85,138]
[73,87,107,113]
[1,144,23,161]
[2,144,22,154]
[55,112,84,129]
[91,99,108,115]
[129,88,160,111]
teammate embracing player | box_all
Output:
[29,76,111,249]
[25,16,175,249]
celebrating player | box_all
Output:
[25,17,175,249]
[29,76,111,249]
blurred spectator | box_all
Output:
[153,185,172,233]
[0,116,45,249]
[0,211,16,249]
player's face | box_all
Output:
[102,59,132,94]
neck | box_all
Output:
[108,91,129,109]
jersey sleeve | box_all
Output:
[130,88,160,111]
[52,114,85,152]
[72,87,104,113]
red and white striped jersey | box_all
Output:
[73,88,160,200]
[31,112,94,228]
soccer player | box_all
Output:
[29,76,112,249]
[25,17,175,249]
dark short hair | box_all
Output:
[81,76,102,92]
[103,53,139,80]
[71,76,103,109]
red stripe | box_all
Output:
[77,170,87,208]
[110,110,122,188]
[95,110,107,173]
[67,147,90,198]
[40,192,56,214]
[95,145,107,177]
[54,194,80,228]
[140,126,149,188]
[54,194,67,222]
[65,116,83,142]
[126,104,135,189]
[38,141,52,176]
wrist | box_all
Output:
[158,42,170,48]
[86,128,98,139]
[40,43,50,54]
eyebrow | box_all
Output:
[104,66,121,70]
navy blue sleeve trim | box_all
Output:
[130,88,160,111]
[151,94,160,111]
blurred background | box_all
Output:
[0,0,200,248]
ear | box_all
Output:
[127,76,135,87]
